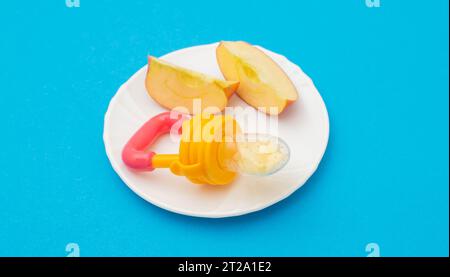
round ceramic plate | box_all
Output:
[103,42,329,218]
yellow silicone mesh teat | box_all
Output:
[169,113,240,185]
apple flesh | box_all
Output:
[145,56,239,114]
[216,41,298,115]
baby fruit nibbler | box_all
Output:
[122,112,290,185]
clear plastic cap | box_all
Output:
[222,133,290,176]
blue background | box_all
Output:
[0,0,448,257]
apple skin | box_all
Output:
[145,56,239,114]
[216,41,298,115]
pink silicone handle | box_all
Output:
[122,111,186,171]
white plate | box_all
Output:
[103,42,329,218]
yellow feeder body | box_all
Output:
[126,112,241,185]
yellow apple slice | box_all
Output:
[216,41,298,115]
[145,56,239,114]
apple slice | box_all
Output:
[145,56,239,114]
[216,41,298,115]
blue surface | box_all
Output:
[0,0,448,257]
